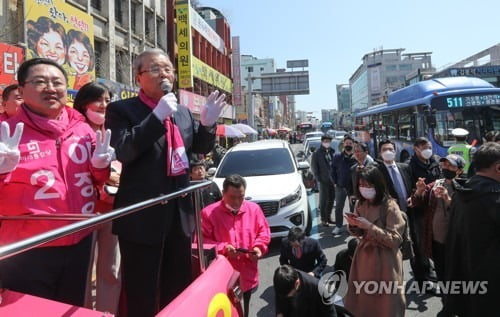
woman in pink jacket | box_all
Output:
[0,58,113,306]
[74,82,121,314]
[201,174,271,317]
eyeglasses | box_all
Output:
[139,66,175,76]
[25,79,67,89]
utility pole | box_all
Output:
[247,71,255,130]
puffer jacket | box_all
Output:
[0,105,109,247]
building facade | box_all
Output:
[349,48,433,112]
[433,43,500,87]
[336,84,351,113]
[0,0,234,119]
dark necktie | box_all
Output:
[388,165,407,211]
[292,246,302,259]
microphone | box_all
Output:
[161,81,173,95]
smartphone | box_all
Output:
[345,212,358,218]
[236,248,257,254]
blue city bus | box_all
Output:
[320,121,333,134]
[354,77,500,162]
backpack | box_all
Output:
[379,200,414,260]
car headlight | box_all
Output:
[279,186,302,208]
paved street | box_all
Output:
[248,143,442,316]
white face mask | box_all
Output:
[421,149,433,160]
[86,109,105,125]
[359,186,376,200]
[322,142,331,148]
[381,150,395,162]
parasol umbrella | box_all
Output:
[266,128,277,135]
[232,123,258,135]
[277,127,292,133]
[216,124,245,138]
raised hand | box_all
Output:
[200,90,226,126]
[91,129,115,169]
[0,122,23,174]
[414,177,426,197]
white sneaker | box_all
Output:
[332,227,343,235]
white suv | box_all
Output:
[211,140,312,238]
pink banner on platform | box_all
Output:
[0,290,112,316]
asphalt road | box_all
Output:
[248,143,442,317]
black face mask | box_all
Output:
[344,146,353,152]
[442,169,456,179]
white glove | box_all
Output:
[91,129,115,169]
[0,121,23,174]
[200,90,226,126]
[153,93,178,121]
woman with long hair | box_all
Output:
[74,82,121,314]
[344,165,406,317]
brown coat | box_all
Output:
[344,198,406,317]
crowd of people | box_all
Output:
[0,51,498,317]
[304,131,500,316]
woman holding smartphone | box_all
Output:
[343,166,406,317]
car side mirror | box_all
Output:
[297,161,310,170]
[309,146,316,153]
[296,151,305,158]
[207,167,216,177]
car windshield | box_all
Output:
[216,148,295,177]
[305,132,323,139]
[306,140,321,152]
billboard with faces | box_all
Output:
[25,0,95,90]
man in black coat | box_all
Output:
[279,227,327,278]
[407,137,441,284]
[105,49,226,316]
[274,265,338,317]
[444,142,500,317]
[311,134,335,226]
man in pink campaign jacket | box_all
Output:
[0,58,113,307]
[201,174,271,317]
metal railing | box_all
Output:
[0,180,212,275]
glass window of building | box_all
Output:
[131,3,137,33]
[115,0,123,24]
[399,64,412,71]
[94,41,104,78]
[91,0,101,11]
[145,11,154,42]
[386,65,397,71]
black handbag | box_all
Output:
[379,200,414,260]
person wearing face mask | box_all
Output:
[410,154,465,289]
[201,174,270,317]
[74,82,122,314]
[331,136,357,235]
[311,134,336,227]
[344,166,406,317]
[375,139,413,213]
[444,143,500,317]
[407,137,441,285]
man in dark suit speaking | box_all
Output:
[105,48,226,316]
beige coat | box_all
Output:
[344,198,406,317]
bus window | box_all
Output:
[397,111,413,141]
[382,113,396,139]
